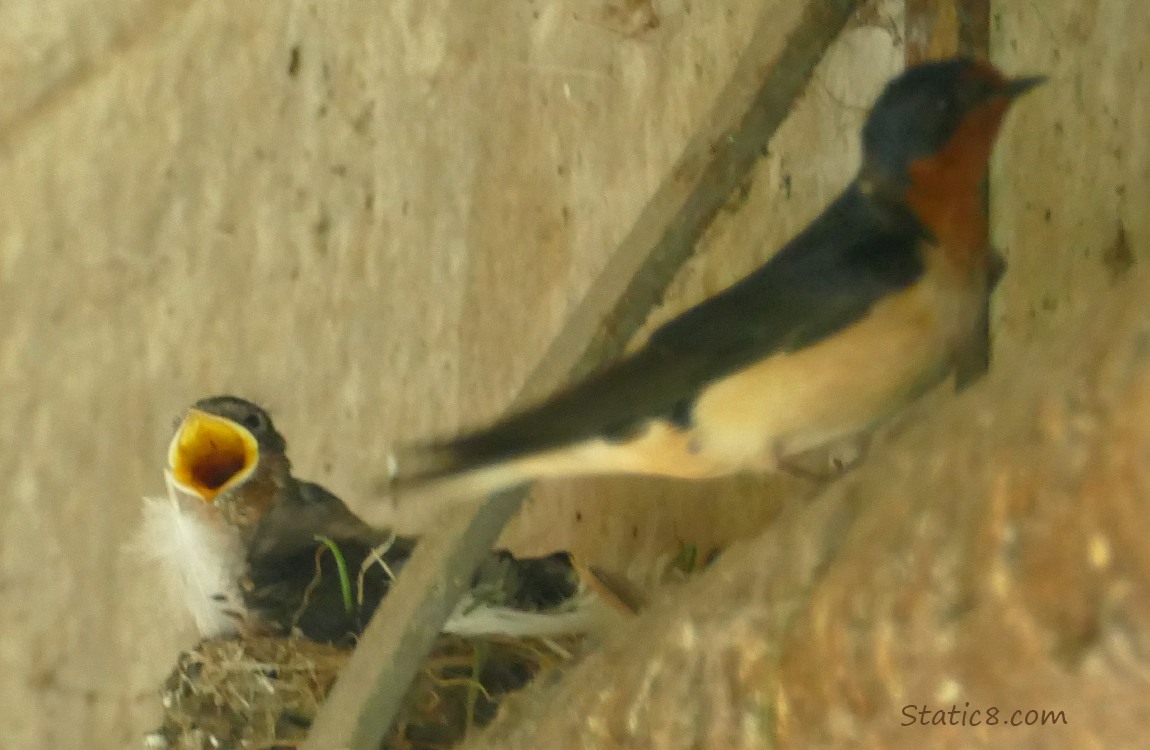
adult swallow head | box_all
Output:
[386,58,1044,500]
[860,59,1045,198]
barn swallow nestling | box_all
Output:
[387,58,1044,500]
[138,395,600,645]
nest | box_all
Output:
[147,632,580,750]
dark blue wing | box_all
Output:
[409,185,926,477]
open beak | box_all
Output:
[167,409,260,502]
[1003,74,1047,100]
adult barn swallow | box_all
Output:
[139,395,593,645]
[390,58,1044,499]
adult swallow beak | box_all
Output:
[1003,74,1047,99]
[167,409,260,502]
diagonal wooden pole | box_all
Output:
[302,2,862,748]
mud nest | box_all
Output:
[146,632,580,750]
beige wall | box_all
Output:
[0,1,1144,748]
[991,1,1150,360]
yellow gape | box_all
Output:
[167,409,260,502]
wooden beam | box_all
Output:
[905,0,990,64]
[302,1,863,748]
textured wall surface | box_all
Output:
[0,0,1143,748]
[991,1,1149,358]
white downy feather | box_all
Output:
[443,590,612,638]
[133,471,247,637]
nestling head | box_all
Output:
[167,396,290,519]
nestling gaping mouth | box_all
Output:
[167,409,260,502]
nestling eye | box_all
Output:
[241,411,265,432]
